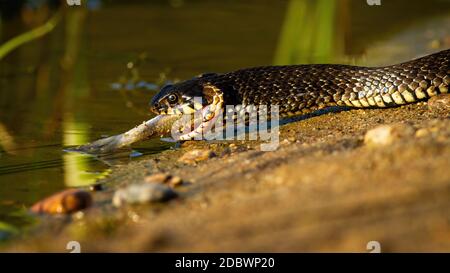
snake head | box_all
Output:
[149,77,223,116]
[149,78,205,115]
[149,77,225,140]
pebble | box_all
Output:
[364,123,415,147]
[144,172,183,187]
[227,143,238,153]
[144,173,171,183]
[169,176,183,186]
[178,149,216,164]
[415,128,430,138]
[112,183,177,207]
[30,189,92,215]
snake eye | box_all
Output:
[167,94,178,103]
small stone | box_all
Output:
[169,176,183,187]
[227,143,238,153]
[113,183,177,207]
[30,189,92,215]
[428,94,450,111]
[415,128,430,138]
[178,149,216,164]
[144,173,171,184]
[145,172,183,187]
[364,123,415,147]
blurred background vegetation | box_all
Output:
[0,0,449,237]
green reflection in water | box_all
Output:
[274,0,340,65]
[63,115,110,187]
[62,8,110,188]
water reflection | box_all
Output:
[63,114,105,187]
[0,3,111,231]
[274,0,341,65]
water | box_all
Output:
[0,0,449,234]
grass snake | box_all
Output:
[150,49,449,140]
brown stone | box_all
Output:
[144,173,171,184]
[169,176,183,187]
[178,149,216,164]
[30,189,92,215]
[364,123,415,147]
[145,172,183,187]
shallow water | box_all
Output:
[0,0,449,234]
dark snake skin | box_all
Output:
[151,49,449,118]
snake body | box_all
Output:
[151,49,449,119]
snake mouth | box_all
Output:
[170,93,224,141]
